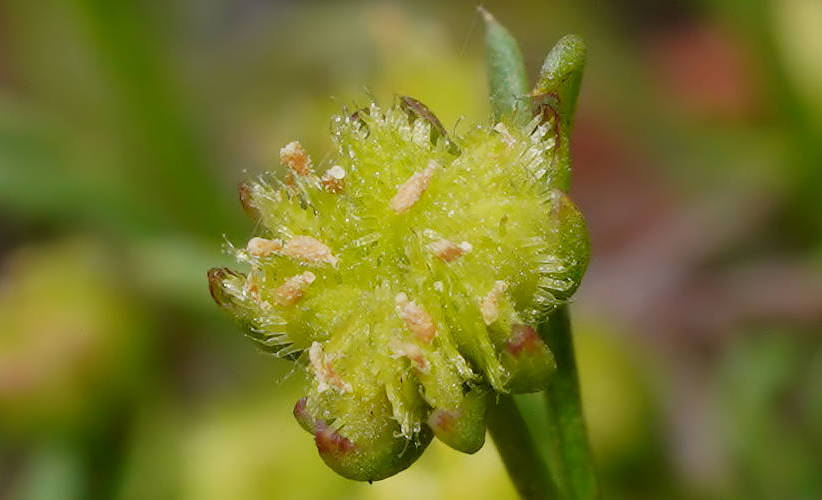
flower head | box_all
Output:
[209,99,588,481]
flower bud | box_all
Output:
[209,98,589,480]
[501,324,556,393]
[427,385,488,454]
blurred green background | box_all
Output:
[1,1,821,499]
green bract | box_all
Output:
[209,99,589,481]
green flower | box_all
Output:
[209,95,588,480]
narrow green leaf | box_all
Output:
[531,35,587,191]
[533,35,587,126]
[480,7,529,123]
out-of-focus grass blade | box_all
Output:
[17,444,84,500]
[0,107,165,234]
[69,0,243,237]
[705,0,822,239]
[127,236,235,314]
[2,0,245,238]
[480,7,529,123]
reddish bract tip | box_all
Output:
[294,397,307,417]
[427,408,458,433]
[315,421,355,455]
[207,267,242,307]
[238,182,260,219]
[505,324,541,357]
[293,397,316,434]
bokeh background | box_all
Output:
[1,1,821,499]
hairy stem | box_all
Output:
[541,306,600,500]
[487,395,560,500]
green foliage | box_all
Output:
[0,240,145,436]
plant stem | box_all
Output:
[541,306,600,500]
[480,8,596,498]
[487,395,560,500]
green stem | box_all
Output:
[541,306,600,500]
[487,395,560,500]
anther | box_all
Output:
[493,122,516,147]
[283,236,338,266]
[390,160,439,214]
[429,239,473,262]
[395,293,437,342]
[308,342,352,393]
[481,281,508,325]
[321,165,346,193]
[274,271,316,306]
[391,341,430,373]
[280,141,313,176]
[246,237,284,257]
